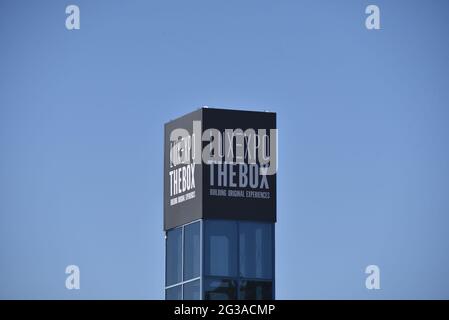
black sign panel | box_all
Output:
[164,109,203,230]
[164,107,276,230]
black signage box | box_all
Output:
[164,107,276,231]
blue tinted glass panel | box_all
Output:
[239,222,273,279]
[205,220,237,277]
[183,279,201,300]
[184,222,200,280]
[239,280,273,300]
[166,285,182,300]
[166,227,182,286]
[204,278,237,300]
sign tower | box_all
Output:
[164,107,277,300]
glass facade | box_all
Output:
[205,220,237,277]
[239,280,273,300]
[239,222,273,279]
[165,284,182,300]
[184,222,200,280]
[183,279,201,299]
[165,220,274,300]
[165,227,182,286]
[204,278,237,300]
[165,220,201,300]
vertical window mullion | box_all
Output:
[200,220,203,299]
[237,221,240,300]
[181,225,184,300]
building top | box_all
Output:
[163,107,277,230]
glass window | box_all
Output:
[204,278,237,300]
[166,227,182,286]
[184,222,200,280]
[183,279,201,300]
[239,222,273,279]
[205,220,237,277]
[166,285,182,300]
[239,280,273,300]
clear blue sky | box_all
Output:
[1,0,449,299]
